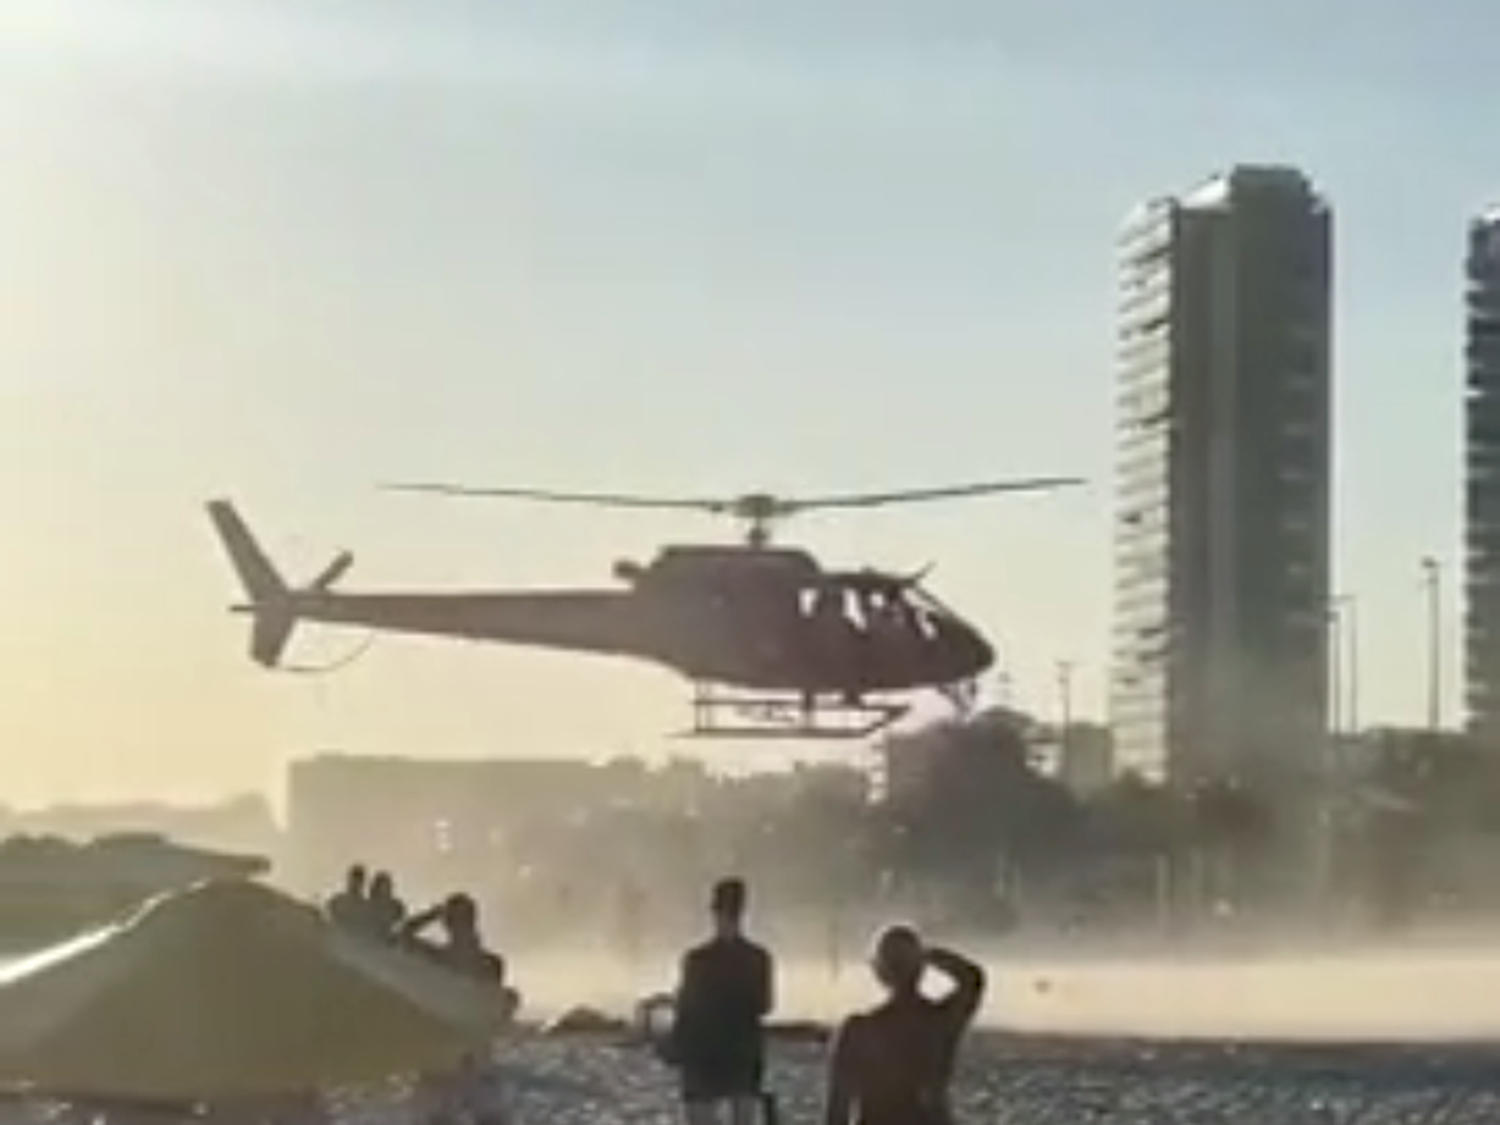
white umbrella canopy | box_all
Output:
[0,880,500,1101]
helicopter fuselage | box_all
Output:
[266,565,993,696]
[207,501,993,700]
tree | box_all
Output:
[1349,730,1500,924]
[1181,778,1274,909]
[879,711,1081,909]
[1082,770,1189,858]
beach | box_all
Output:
[491,947,1500,1124]
[8,947,1500,1125]
[9,1029,1500,1125]
[497,1029,1500,1124]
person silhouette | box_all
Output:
[400,893,520,1021]
[821,925,985,1125]
[668,878,775,1125]
[325,864,370,932]
[366,871,407,941]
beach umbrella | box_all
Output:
[0,880,500,1102]
[0,834,272,953]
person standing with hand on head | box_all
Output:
[668,878,776,1125]
[822,925,985,1125]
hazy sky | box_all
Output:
[0,0,1491,804]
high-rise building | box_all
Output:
[1464,210,1500,742]
[1111,166,1333,787]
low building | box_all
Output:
[1057,724,1115,797]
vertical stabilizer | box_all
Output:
[206,500,297,667]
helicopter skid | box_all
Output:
[680,686,909,740]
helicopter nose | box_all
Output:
[948,619,995,679]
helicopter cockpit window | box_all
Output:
[843,587,868,632]
[859,586,896,624]
[912,607,939,639]
[801,585,840,621]
[798,584,871,633]
[885,585,941,639]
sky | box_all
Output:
[0,0,1492,805]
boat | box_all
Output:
[0,831,269,952]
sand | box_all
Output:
[496,1029,1500,1124]
[2,1025,1499,1125]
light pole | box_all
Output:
[1344,594,1361,733]
[1421,557,1442,731]
[1057,660,1076,731]
[1056,660,1076,775]
[994,640,1012,707]
[1328,594,1360,735]
[1327,601,1343,735]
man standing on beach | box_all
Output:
[821,925,985,1125]
[668,877,776,1125]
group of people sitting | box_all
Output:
[323,864,519,1021]
[665,877,985,1125]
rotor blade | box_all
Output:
[378,482,732,514]
[780,477,1086,514]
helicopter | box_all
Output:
[205,476,1082,739]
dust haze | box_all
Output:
[32,733,1500,1048]
[509,933,1500,1043]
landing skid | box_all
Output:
[680,685,909,740]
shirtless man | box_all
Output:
[822,926,985,1125]
[401,893,520,1021]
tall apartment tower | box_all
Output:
[1465,211,1500,743]
[1111,166,1333,788]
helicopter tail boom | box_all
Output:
[206,500,308,668]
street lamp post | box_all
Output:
[1344,595,1360,734]
[1328,594,1360,736]
[1421,557,1442,731]
[995,641,1012,708]
[1327,600,1343,736]
[1056,660,1076,775]
[1057,660,1075,732]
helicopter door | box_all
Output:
[799,584,865,693]
[745,583,799,667]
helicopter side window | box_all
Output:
[799,585,869,643]
[871,587,911,636]
[842,587,869,632]
[856,585,914,637]
[803,585,845,624]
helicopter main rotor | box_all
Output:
[379,476,1085,548]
